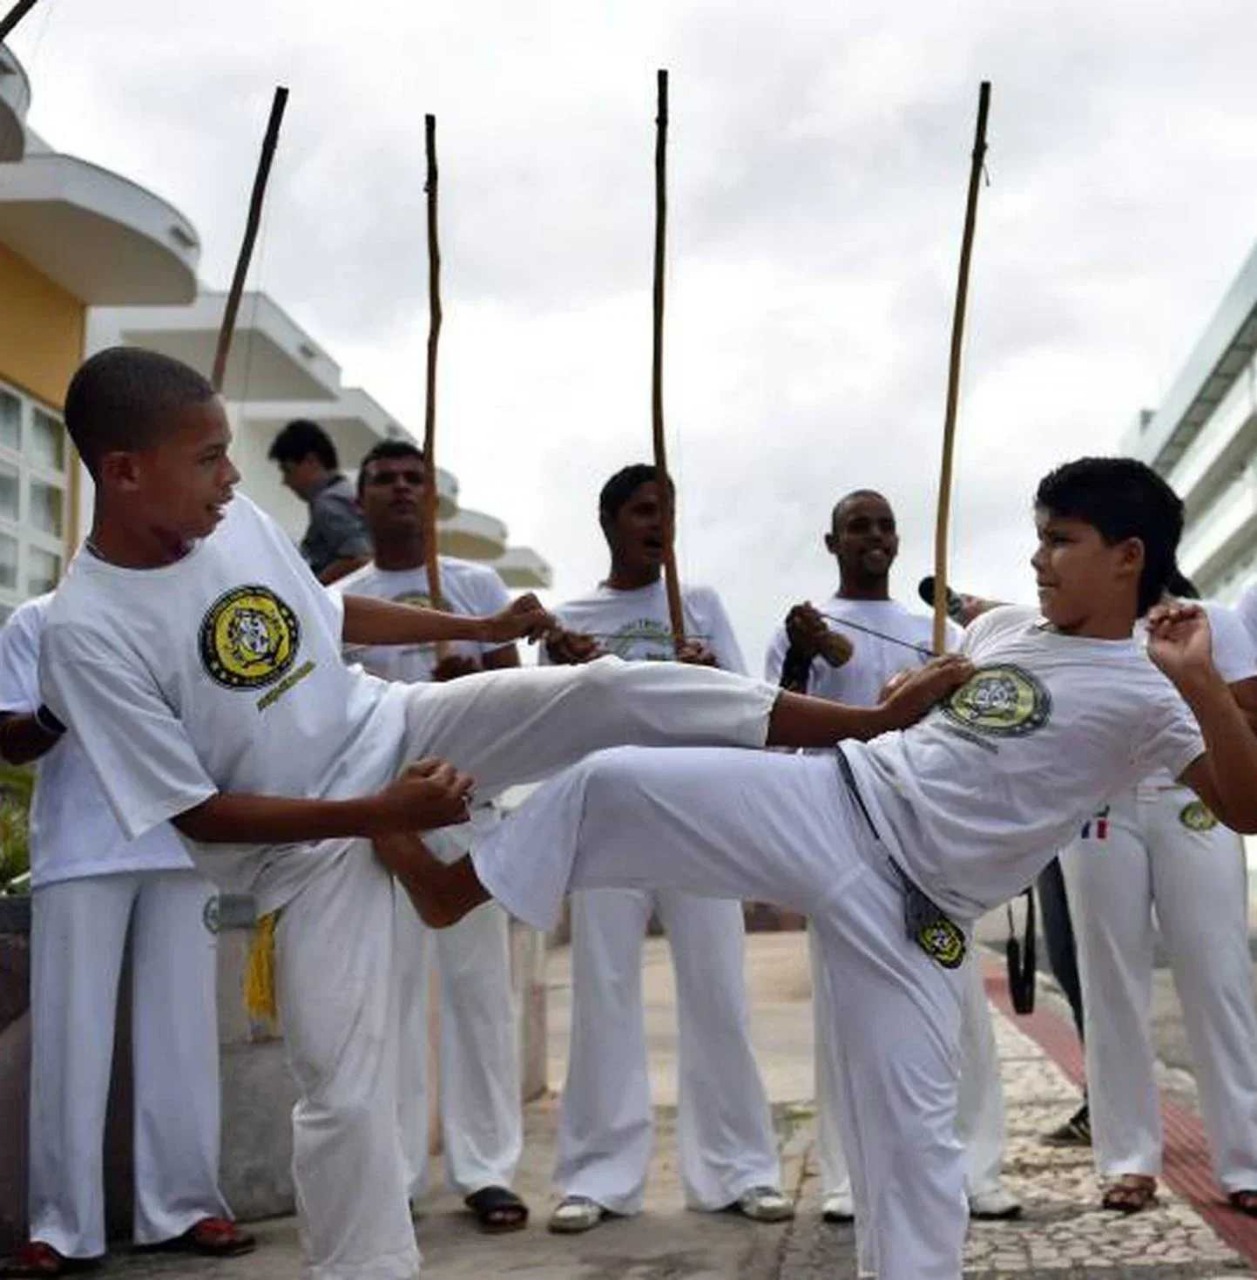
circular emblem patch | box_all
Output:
[202,895,221,935]
[917,918,967,969]
[941,664,1051,738]
[1179,800,1218,832]
[199,585,301,690]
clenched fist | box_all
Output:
[369,757,476,835]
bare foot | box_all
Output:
[373,833,490,928]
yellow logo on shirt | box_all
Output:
[941,664,1051,738]
[1179,800,1218,832]
[199,585,301,690]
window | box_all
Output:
[0,380,71,614]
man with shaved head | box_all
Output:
[765,489,1020,1237]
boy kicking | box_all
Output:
[384,458,1257,1280]
[38,348,965,1280]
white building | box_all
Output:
[1122,243,1257,603]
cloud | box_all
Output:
[12,0,1257,661]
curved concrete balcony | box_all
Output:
[0,152,198,303]
[437,507,508,561]
[0,45,30,162]
[488,546,552,589]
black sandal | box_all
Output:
[1102,1176,1157,1214]
[465,1186,529,1234]
[1229,1189,1257,1217]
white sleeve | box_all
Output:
[0,603,44,713]
[692,587,747,676]
[39,625,217,840]
[1205,603,1257,685]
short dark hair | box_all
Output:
[598,464,675,529]
[63,347,216,476]
[268,419,338,470]
[831,488,890,533]
[357,438,425,498]
[1035,457,1184,615]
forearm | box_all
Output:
[318,555,371,585]
[1181,670,1257,832]
[341,594,489,647]
[173,792,384,844]
[0,712,61,765]
[766,690,889,747]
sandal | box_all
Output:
[146,1217,257,1257]
[732,1185,795,1223]
[1229,1189,1257,1217]
[1102,1175,1158,1214]
[0,1243,103,1277]
[464,1186,529,1234]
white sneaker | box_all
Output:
[548,1196,608,1233]
[734,1185,795,1222]
[968,1187,1022,1220]
[821,1191,855,1223]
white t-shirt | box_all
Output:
[334,557,512,683]
[39,494,410,912]
[1135,600,1256,793]
[844,606,1205,919]
[554,580,747,676]
[764,595,959,706]
[0,595,191,888]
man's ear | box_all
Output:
[824,531,838,556]
[1117,535,1145,582]
[96,450,143,492]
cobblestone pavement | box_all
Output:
[777,990,1255,1278]
[35,934,1257,1279]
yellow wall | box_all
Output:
[0,244,83,411]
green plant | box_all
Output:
[0,761,32,890]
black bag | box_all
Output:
[1005,887,1036,1015]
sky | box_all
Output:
[10,0,1257,664]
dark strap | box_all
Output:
[1005,887,1037,1014]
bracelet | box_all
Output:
[34,704,66,735]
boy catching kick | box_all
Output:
[39,348,964,1280]
[383,458,1257,1280]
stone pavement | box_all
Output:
[60,932,1257,1278]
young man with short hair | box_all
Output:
[40,348,957,1280]
[766,489,1019,1233]
[268,418,371,584]
[389,457,1257,1280]
[333,437,529,1234]
[542,464,791,1233]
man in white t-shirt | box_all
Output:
[0,595,252,1278]
[42,350,960,1280]
[1060,594,1257,1215]
[395,458,1257,1280]
[333,438,528,1234]
[765,489,1019,1235]
[540,464,790,1233]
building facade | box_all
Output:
[1122,242,1257,603]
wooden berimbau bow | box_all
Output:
[931,81,991,655]
[651,69,688,657]
[421,113,446,638]
[212,87,290,394]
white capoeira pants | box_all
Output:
[28,870,227,1260]
[557,888,780,1214]
[1061,785,1257,1191]
[394,887,522,1198]
[275,658,777,1280]
[476,747,971,1280]
[812,929,1007,1200]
